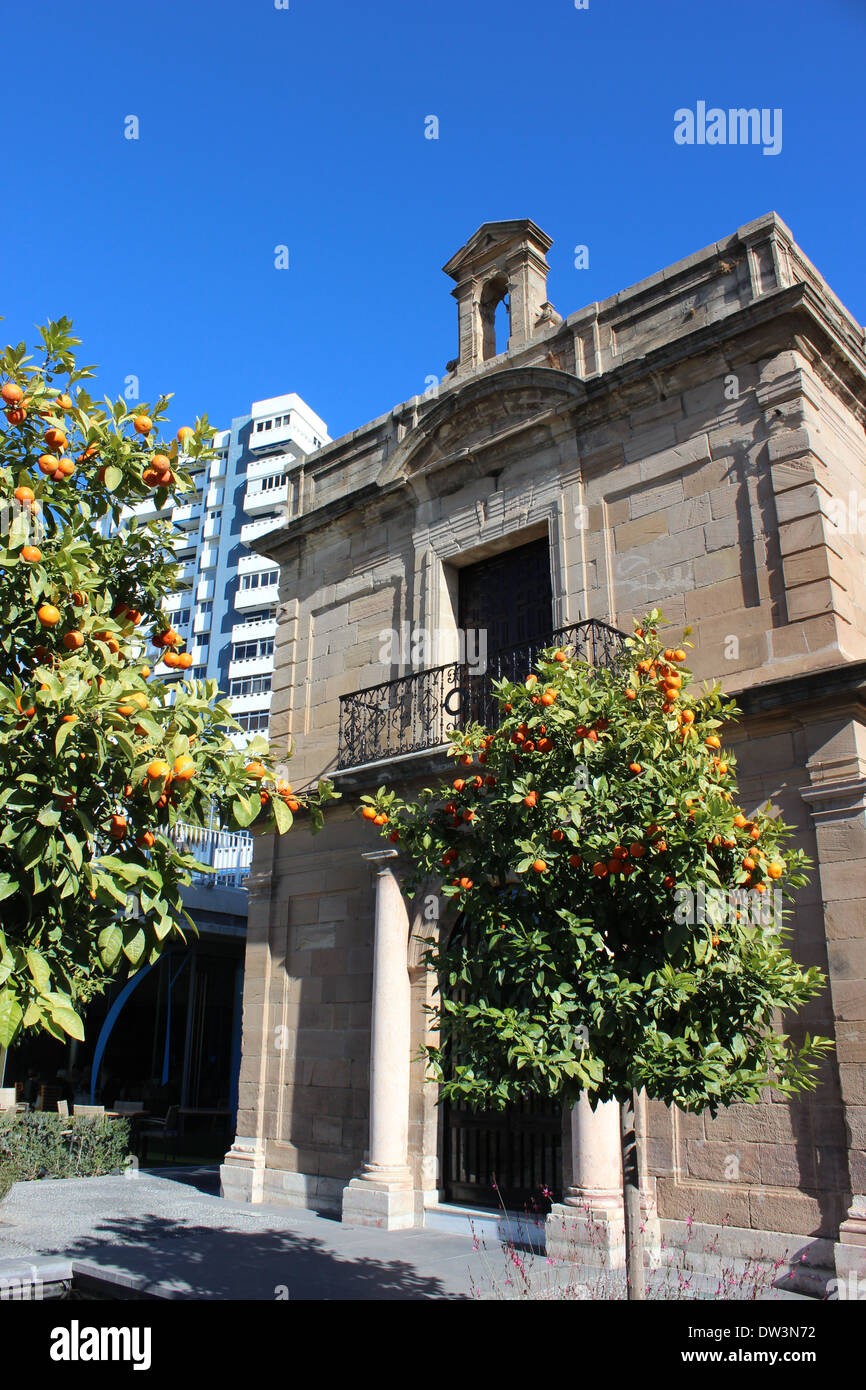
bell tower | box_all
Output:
[443,219,561,373]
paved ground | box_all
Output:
[0,1168,810,1301]
[0,1168,511,1300]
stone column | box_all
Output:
[341,850,415,1229]
[545,1095,625,1281]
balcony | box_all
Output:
[172,500,202,529]
[232,617,277,644]
[241,514,284,547]
[337,618,627,771]
[235,579,279,611]
[249,419,296,453]
[228,653,273,680]
[172,822,253,889]
[243,481,288,516]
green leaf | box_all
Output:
[103,464,123,492]
[272,797,293,834]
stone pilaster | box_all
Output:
[801,742,866,1284]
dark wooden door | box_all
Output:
[458,536,552,655]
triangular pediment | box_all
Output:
[443,219,553,280]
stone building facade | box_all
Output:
[221,215,866,1291]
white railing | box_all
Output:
[171,822,253,888]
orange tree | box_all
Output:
[360,611,831,1285]
[0,319,336,1050]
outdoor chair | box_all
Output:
[73,1104,105,1117]
[139,1105,180,1164]
[56,1100,69,1118]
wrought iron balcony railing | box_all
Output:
[337,617,627,771]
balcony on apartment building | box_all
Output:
[231,617,277,645]
[234,574,280,610]
[248,416,297,454]
[243,479,289,516]
[240,514,284,547]
[336,618,627,772]
[171,822,253,890]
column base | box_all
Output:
[341,1164,416,1230]
[545,1193,625,1274]
[834,1197,866,1295]
[220,1136,267,1205]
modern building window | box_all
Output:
[242,607,277,624]
[232,638,275,662]
[233,711,270,733]
[239,570,278,591]
[229,674,272,697]
[198,600,213,616]
[257,472,285,493]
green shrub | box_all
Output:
[0,1113,131,1198]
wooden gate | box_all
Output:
[442,1095,562,1210]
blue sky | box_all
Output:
[2,0,863,442]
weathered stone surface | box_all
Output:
[229,215,866,1265]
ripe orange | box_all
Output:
[14,486,35,504]
[553,650,566,663]
[591,862,608,878]
[742,857,756,871]
[362,806,377,820]
[705,736,721,750]
[20,545,42,563]
[15,695,36,717]
[1,382,23,404]
[568,854,582,868]
[61,714,77,724]
[673,649,687,662]
[525,675,537,687]
[146,759,171,780]
[133,414,153,435]
[37,454,57,475]
[116,702,135,718]
[137,832,155,849]
[173,755,196,782]
[733,814,747,828]
[140,665,151,678]
[459,754,472,766]
[662,875,675,888]
[53,458,75,478]
[680,710,695,725]
[109,814,127,839]
[551,828,565,842]
[44,427,67,452]
[754,882,767,895]
[452,779,465,791]
[458,877,473,890]
[767,862,784,879]
[37,603,61,626]
[388,829,400,843]
[531,859,547,873]
[177,426,194,444]
[163,651,181,668]
[625,688,637,701]
[628,763,642,775]
[540,691,556,707]
[5,405,27,423]
[523,791,538,808]
[373,812,388,826]
[245,760,267,779]
[62,631,84,650]
[629,843,645,858]
[56,393,74,411]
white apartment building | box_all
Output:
[124,392,330,743]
